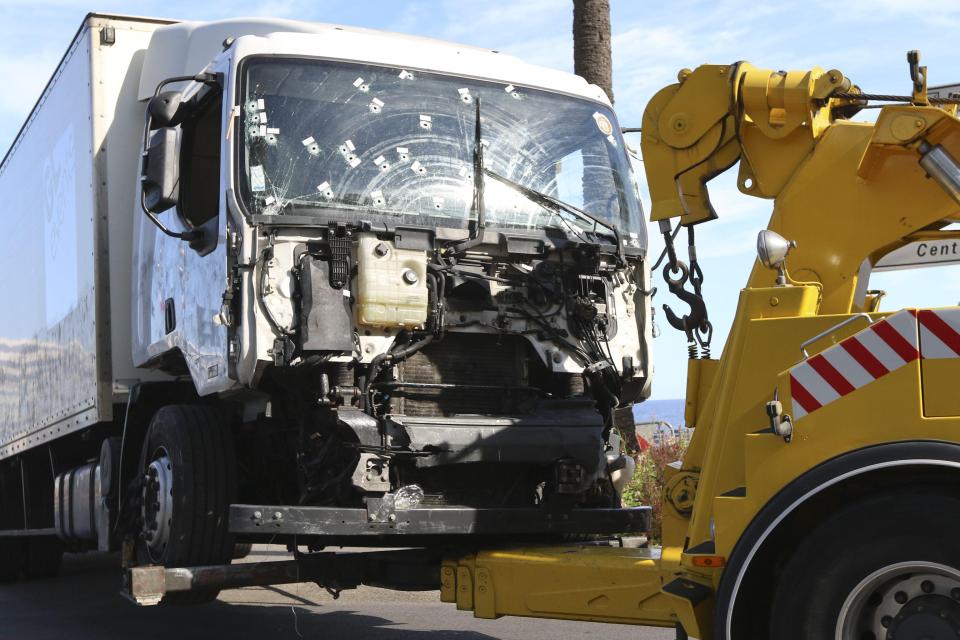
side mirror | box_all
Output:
[141,127,180,213]
[147,91,189,129]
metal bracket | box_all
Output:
[800,313,873,358]
[352,453,391,492]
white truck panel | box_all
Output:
[131,56,234,396]
[0,16,170,459]
[90,16,173,394]
[138,19,609,104]
[0,24,101,458]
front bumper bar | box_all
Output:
[229,504,650,537]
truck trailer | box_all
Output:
[0,13,653,593]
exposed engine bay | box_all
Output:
[236,225,651,522]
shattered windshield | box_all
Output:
[239,57,645,244]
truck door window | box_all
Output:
[869,225,960,310]
[868,263,960,311]
[179,92,222,227]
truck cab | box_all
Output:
[132,19,653,550]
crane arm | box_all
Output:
[640,54,960,315]
[640,62,860,226]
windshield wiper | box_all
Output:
[482,168,625,264]
[447,97,486,255]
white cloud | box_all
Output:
[813,0,960,25]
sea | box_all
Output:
[632,398,685,428]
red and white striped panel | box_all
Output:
[789,310,919,420]
[917,308,960,360]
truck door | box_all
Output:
[133,82,233,395]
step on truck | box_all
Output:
[0,14,652,595]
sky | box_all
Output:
[1,0,958,399]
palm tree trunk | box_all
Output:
[573,0,615,218]
[573,0,613,103]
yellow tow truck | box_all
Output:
[442,52,960,639]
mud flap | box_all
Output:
[662,577,715,640]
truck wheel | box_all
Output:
[769,490,960,640]
[136,404,236,604]
[24,537,63,579]
[0,538,25,582]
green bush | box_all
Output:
[622,436,688,544]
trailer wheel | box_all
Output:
[136,404,236,604]
[24,537,63,579]
[769,490,960,640]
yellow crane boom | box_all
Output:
[443,52,960,640]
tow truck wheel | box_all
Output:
[136,404,237,604]
[769,490,960,640]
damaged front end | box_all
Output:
[229,56,652,542]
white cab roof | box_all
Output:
[139,18,608,104]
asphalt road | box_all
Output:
[0,546,676,640]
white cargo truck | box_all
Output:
[0,13,652,600]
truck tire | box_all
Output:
[769,490,960,639]
[136,404,236,604]
[24,537,63,579]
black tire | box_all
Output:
[770,490,960,639]
[23,537,63,579]
[136,404,236,604]
[232,542,253,560]
[0,538,24,582]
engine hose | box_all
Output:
[364,333,437,411]
[257,246,293,337]
[586,369,620,409]
[389,333,435,362]
[426,272,441,333]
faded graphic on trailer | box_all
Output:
[43,125,79,326]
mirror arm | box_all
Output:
[138,72,221,243]
[139,190,196,241]
[150,72,219,102]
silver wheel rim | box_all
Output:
[142,452,173,559]
[836,561,960,640]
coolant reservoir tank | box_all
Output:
[356,235,428,328]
